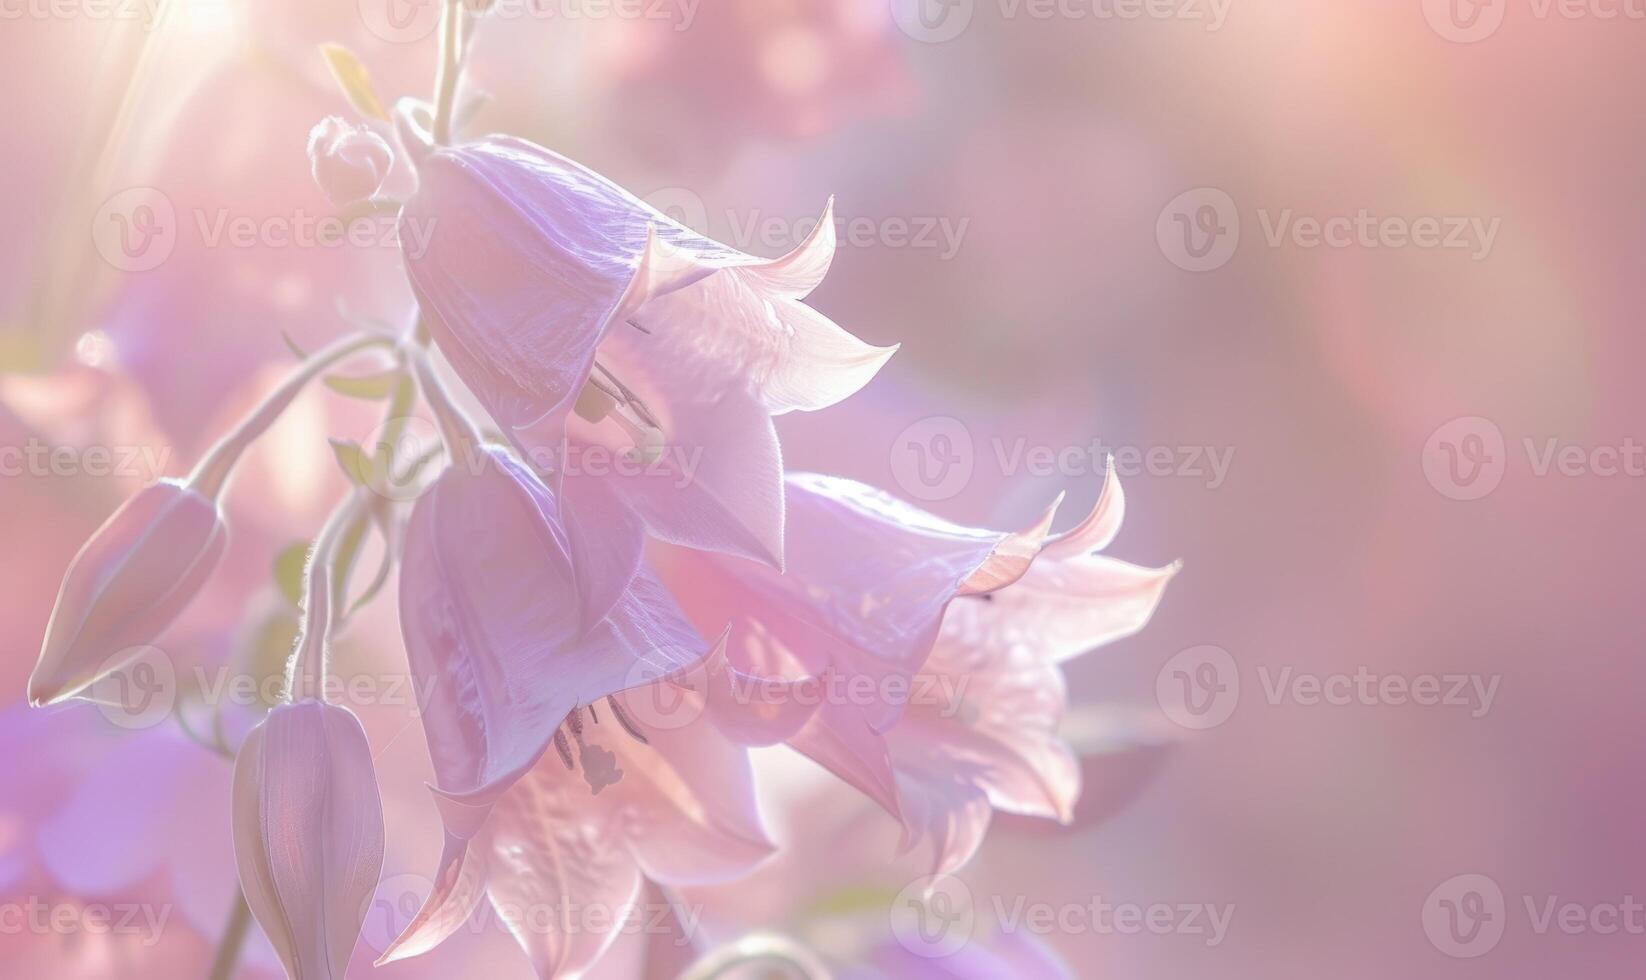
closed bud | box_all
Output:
[232,699,385,980]
[307,115,393,209]
[30,479,227,707]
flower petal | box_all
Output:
[399,455,710,816]
[560,472,647,634]
[1041,454,1126,560]
[973,555,1180,665]
[600,386,786,568]
[375,833,491,966]
[739,196,838,299]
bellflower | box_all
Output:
[398,441,711,814]
[379,680,773,977]
[659,463,1177,872]
[400,135,896,575]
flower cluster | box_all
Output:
[26,6,1174,978]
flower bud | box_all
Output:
[307,115,392,208]
[232,699,385,980]
[29,479,227,707]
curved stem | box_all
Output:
[284,492,366,703]
[432,0,464,145]
[187,332,393,500]
[205,890,252,980]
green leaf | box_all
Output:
[329,439,375,487]
[320,43,388,121]
[324,370,403,401]
[273,541,312,608]
[280,329,309,360]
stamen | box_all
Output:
[587,701,600,724]
[573,361,667,462]
[605,696,650,745]
[552,729,574,770]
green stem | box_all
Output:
[187,331,393,500]
[432,0,464,145]
[206,889,252,980]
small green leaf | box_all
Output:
[329,439,375,487]
[324,370,403,401]
[281,330,309,360]
[320,43,388,121]
[273,541,312,608]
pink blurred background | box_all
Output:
[3,0,1642,976]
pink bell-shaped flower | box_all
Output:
[660,463,1178,875]
[401,136,896,569]
[28,479,227,706]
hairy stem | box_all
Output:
[285,492,366,703]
